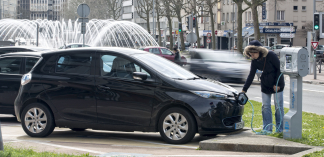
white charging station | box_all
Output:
[280,47,309,139]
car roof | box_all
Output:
[66,43,90,46]
[141,46,165,49]
[42,47,151,56]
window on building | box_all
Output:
[231,12,234,22]
[248,12,252,21]
[245,12,247,21]
[293,6,298,11]
[226,13,229,22]
[277,11,285,21]
[222,13,225,21]
[302,6,306,11]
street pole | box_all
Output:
[313,0,316,79]
[233,3,235,52]
[290,24,292,47]
[36,23,39,47]
[153,0,155,40]
[0,121,3,150]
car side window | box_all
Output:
[161,49,173,55]
[0,57,22,74]
[100,54,151,79]
[56,53,92,75]
[25,57,40,73]
[149,48,160,54]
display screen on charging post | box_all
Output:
[286,54,292,69]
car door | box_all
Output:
[95,52,156,126]
[160,48,175,61]
[43,51,97,123]
[0,57,23,114]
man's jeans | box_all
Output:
[261,91,284,132]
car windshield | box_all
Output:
[133,53,197,79]
[196,52,246,63]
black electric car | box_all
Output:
[0,52,42,115]
[14,47,244,144]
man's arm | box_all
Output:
[242,61,256,93]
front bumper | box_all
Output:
[190,97,245,135]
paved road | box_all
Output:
[228,81,324,115]
[0,115,284,157]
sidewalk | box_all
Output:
[298,70,324,85]
[199,129,324,157]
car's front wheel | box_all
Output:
[158,107,197,144]
[21,103,55,137]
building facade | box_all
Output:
[16,0,66,21]
[0,0,18,19]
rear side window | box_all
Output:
[25,57,40,73]
[0,57,22,74]
[161,48,173,55]
[56,53,92,75]
[149,48,160,54]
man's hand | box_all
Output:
[273,85,280,92]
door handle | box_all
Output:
[98,85,110,89]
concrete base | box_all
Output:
[199,129,323,156]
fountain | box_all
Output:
[0,19,158,49]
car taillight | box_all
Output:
[21,73,32,86]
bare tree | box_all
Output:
[155,1,164,45]
[243,0,267,41]
[161,0,177,49]
[103,0,124,20]
[169,0,188,50]
[135,0,153,34]
[63,0,123,20]
[233,0,251,53]
[201,0,221,49]
[184,0,202,48]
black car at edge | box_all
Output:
[14,47,244,144]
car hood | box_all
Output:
[174,79,238,96]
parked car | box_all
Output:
[175,41,191,50]
[0,46,51,55]
[189,49,250,83]
[15,47,244,144]
[0,52,42,115]
[59,43,90,49]
[139,46,187,66]
[271,44,290,57]
[263,46,271,50]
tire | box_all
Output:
[21,103,55,137]
[158,107,197,144]
[70,128,86,131]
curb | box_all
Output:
[199,142,314,155]
[291,147,324,157]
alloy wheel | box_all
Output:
[24,107,47,133]
[162,113,188,140]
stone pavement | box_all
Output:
[199,129,324,157]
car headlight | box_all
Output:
[191,91,228,99]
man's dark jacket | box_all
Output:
[243,42,285,94]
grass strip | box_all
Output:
[243,100,324,156]
[0,145,93,157]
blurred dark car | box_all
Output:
[0,52,42,115]
[139,46,187,66]
[14,47,244,144]
[189,49,249,83]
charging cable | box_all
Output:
[249,73,284,135]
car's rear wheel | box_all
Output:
[158,107,196,144]
[70,128,86,131]
[21,103,55,137]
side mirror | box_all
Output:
[133,72,147,81]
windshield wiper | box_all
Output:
[172,78,184,80]
[187,77,200,80]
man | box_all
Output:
[242,40,285,133]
